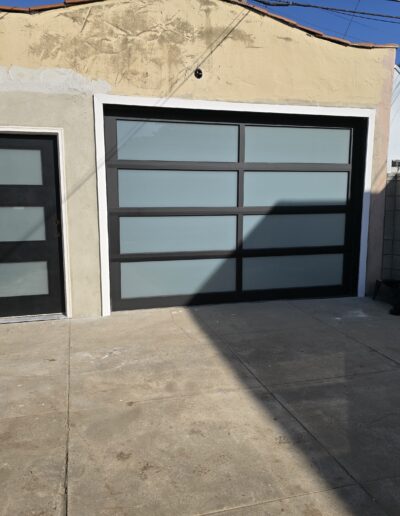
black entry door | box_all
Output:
[0,135,65,317]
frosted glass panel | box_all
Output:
[117,120,238,162]
[118,170,237,207]
[245,127,351,163]
[244,172,348,206]
[0,207,46,242]
[0,262,49,297]
[243,214,346,249]
[120,216,236,253]
[243,254,343,290]
[121,259,236,298]
[0,149,42,185]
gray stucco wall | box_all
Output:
[0,92,102,317]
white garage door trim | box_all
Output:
[93,94,375,317]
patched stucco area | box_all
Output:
[0,0,396,316]
[0,65,111,94]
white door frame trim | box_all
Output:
[94,93,376,316]
[0,126,72,320]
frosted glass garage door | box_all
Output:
[106,112,362,309]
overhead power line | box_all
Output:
[343,0,361,36]
[341,13,400,26]
[266,0,400,26]
[252,0,400,21]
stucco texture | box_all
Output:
[0,0,396,316]
[0,94,100,317]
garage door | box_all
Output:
[104,107,367,311]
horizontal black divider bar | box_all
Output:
[111,246,346,262]
[108,206,348,216]
[0,242,55,261]
[107,161,351,172]
[105,111,355,130]
[0,295,61,318]
[111,285,349,311]
[0,188,55,205]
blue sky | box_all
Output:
[252,0,400,63]
[3,0,400,63]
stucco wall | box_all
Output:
[0,93,101,317]
[389,67,400,166]
[0,0,396,316]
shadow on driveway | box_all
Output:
[1,297,397,514]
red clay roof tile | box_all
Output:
[0,0,104,13]
[0,4,29,12]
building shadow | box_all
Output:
[125,186,400,514]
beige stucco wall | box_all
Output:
[0,0,396,316]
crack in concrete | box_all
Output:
[63,320,71,516]
[197,483,359,515]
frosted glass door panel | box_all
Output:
[117,121,238,162]
[120,216,236,253]
[118,170,237,207]
[244,172,348,206]
[121,258,236,298]
[0,262,49,297]
[245,127,351,163]
[243,254,343,290]
[243,214,346,249]
[0,149,42,185]
[0,207,46,242]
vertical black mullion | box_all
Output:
[341,127,353,292]
[341,121,367,295]
[104,115,118,163]
[347,120,367,294]
[237,124,245,292]
[105,115,121,307]
[346,127,354,203]
[42,138,65,312]
[110,261,122,311]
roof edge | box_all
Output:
[0,0,104,13]
[222,0,398,49]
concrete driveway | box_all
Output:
[1,297,400,515]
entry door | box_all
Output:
[105,107,367,311]
[0,135,65,317]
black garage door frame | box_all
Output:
[104,106,368,311]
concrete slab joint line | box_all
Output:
[64,320,71,515]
